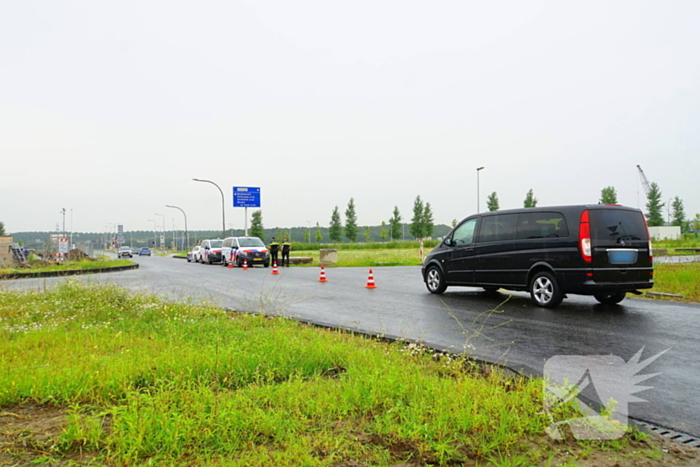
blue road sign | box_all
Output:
[233,186,261,208]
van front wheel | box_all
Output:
[530,271,564,308]
[425,266,447,294]
[594,291,627,305]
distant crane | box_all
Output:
[636,165,651,196]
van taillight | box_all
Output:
[579,210,592,263]
[642,215,653,262]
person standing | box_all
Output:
[268,237,280,267]
[281,237,291,267]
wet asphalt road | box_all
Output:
[4,254,699,438]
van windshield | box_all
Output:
[239,238,265,248]
[589,210,648,243]
[209,240,224,248]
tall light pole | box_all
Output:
[147,219,157,249]
[60,208,66,238]
[667,198,673,225]
[166,205,189,250]
[155,213,165,250]
[307,220,311,244]
[476,167,485,213]
[193,178,225,238]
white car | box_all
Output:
[187,246,202,263]
[117,246,133,258]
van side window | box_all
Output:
[477,214,517,243]
[452,219,477,245]
[516,212,569,239]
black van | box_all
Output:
[421,204,653,307]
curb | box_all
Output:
[0,263,139,280]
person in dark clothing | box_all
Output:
[268,237,280,266]
[281,237,291,267]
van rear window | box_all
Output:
[516,212,569,239]
[589,210,648,242]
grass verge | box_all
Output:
[1,282,696,466]
[0,259,134,276]
[647,263,700,302]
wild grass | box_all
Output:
[0,282,663,466]
[654,236,700,250]
[651,263,700,301]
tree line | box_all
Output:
[483,185,693,230]
[249,196,438,243]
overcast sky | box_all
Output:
[2,1,698,234]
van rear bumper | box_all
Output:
[564,279,654,295]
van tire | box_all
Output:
[425,266,447,294]
[530,271,564,308]
[594,291,627,305]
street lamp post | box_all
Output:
[155,213,166,250]
[193,178,226,238]
[307,221,311,243]
[166,205,189,250]
[60,208,66,238]
[476,167,485,213]
[147,219,157,249]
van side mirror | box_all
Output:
[443,238,454,247]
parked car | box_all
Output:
[117,246,133,258]
[421,204,654,308]
[200,239,224,264]
[222,236,270,267]
[138,247,151,256]
[187,245,202,263]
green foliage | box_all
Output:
[645,182,664,226]
[249,210,264,241]
[329,206,343,243]
[409,196,435,239]
[363,226,371,242]
[600,186,618,204]
[0,221,5,236]
[452,219,457,228]
[671,196,686,228]
[389,206,402,241]
[344,198,358,242]
[379,221,387,241]
[423,202,435,238]
[315,222,323,242]
[410,196,425,239]
[487,192,499,211]
[523,189,538,208]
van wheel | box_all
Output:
[425,266,447,294]
[530,271,564,308]
[594,291,627,305]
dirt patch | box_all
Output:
[0,405,99,466]
[1,405,699,466]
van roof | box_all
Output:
[473,204,641,217]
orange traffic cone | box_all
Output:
[227,256,233,268]
[365,269,377,289]
[243,259,248,270]
[318,265,328,282]
[271,262,279,275]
